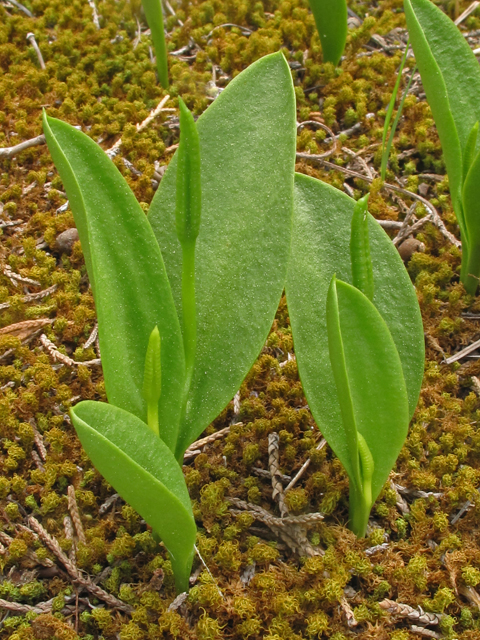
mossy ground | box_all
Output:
[1,0,480,638]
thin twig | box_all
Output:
[0,284,57,311]
[87,0,101,29]
[107,94,171,158]
[296,154,460,248]
[183,425,234,461]
[444,338,480,365]
[455,1,480,25]
[40,334,101,367]
[379,599,443,625]
[5,0,32,16]
[28,517,133,613]
[26,33,46,70]
[268,432,288,517]
[194,544,224,599]
[285,438,327,492]
[68,485,86,544]
[0,134,46,159]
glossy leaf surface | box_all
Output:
[71,401,195,592]
[286,173,424,479]
[308,0,347,66]
[43,114,185,452]
[326,278,409,503]
[149,52,296,457]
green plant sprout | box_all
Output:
[404,0,480,294]
[43,52,296,592]
[380,44,416,181]
[308,0,348,66]
[141,0,169,88]
[286,175,424,536]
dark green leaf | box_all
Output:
[43,114,185,452]
[71,401,196,592]
[308,0,347,66]
[149,52,296,458]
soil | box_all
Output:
[1,0,480,638]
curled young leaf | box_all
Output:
[326,276,409,536]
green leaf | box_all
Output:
[308,0,347,66]
[176,97,202,246]
[71,401,196,592]
[141,0,169,88]
[148,52,296,458]
[462,149,480,294]
[404,0,480,220]
[43,114,185,452]
[326,278,409,503]
[143,326,162,437]
[463,121,479,183]
[285,173,424,481]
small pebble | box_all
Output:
[55,228,79,254]
[397,237,425,262]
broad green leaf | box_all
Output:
[141,0,169,88]
[308,0,347,66]
[71,401,196,592]
[149,52,296,458]
[327,278,409,502]
[43,115,185,452]
[404,0,480,220]
[285,173,424,481]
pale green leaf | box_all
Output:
[148,52,296,458]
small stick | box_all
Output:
[410,626,442,639]
[393,202,417,246]
[64,515,76,564]
[455,1,480,25]
[459,584,480,609]
[285,438,327,492]
[87,0,101,29]
[83,323,98,349]
[29,517,133,613]
[0,284,57,311]
[183,424,234,461]
[107,94,171,158]
[0,134,46,159]
[268,433,288,517]
[194,544,224,599]
[40,334,101,367]
[297,154,460,249]
[5,0,33,16]
[31,450,45,471]
[297,120,337,159]
[26,33,46,70]
[31,422,47,462]
[379,599,443,625]
[252,467,292,483]
[3,265,41,287]
[67,486,86,544]
[444,337,480,365]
